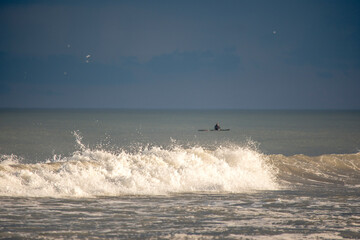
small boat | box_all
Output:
[198,129,230,132]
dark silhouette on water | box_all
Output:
[198,123,229,132]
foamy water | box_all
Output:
[2,143,359,198]
[0,134,279,197]
[2,132,359,198]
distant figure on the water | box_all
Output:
[214,123,220,131]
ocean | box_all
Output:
[0,109,359,239]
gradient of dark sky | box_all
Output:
[0,0,359,109]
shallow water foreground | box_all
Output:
[1,187,359,239]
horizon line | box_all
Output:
[0,107,359,111]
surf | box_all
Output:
[269,153,360,187]
[1,132,359,198]
[0,134,279,198]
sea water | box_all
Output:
[0,109,359,239]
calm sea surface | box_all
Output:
[1,109,359,239]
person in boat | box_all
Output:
[214,123,220,131]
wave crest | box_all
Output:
[0,142,278,197]
[270,153,360,187]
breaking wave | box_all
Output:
[0,134,279,197]
[270,153,360,188]
[1,133,359,198]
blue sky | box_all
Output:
[0,0,359,109]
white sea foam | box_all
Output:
[0,135,279,197]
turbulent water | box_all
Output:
[0,109,359,239]
[0,137,279,197]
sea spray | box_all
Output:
[0,134,279,197]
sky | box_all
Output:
[0,0,359,109]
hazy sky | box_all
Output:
[0,0,359,109]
